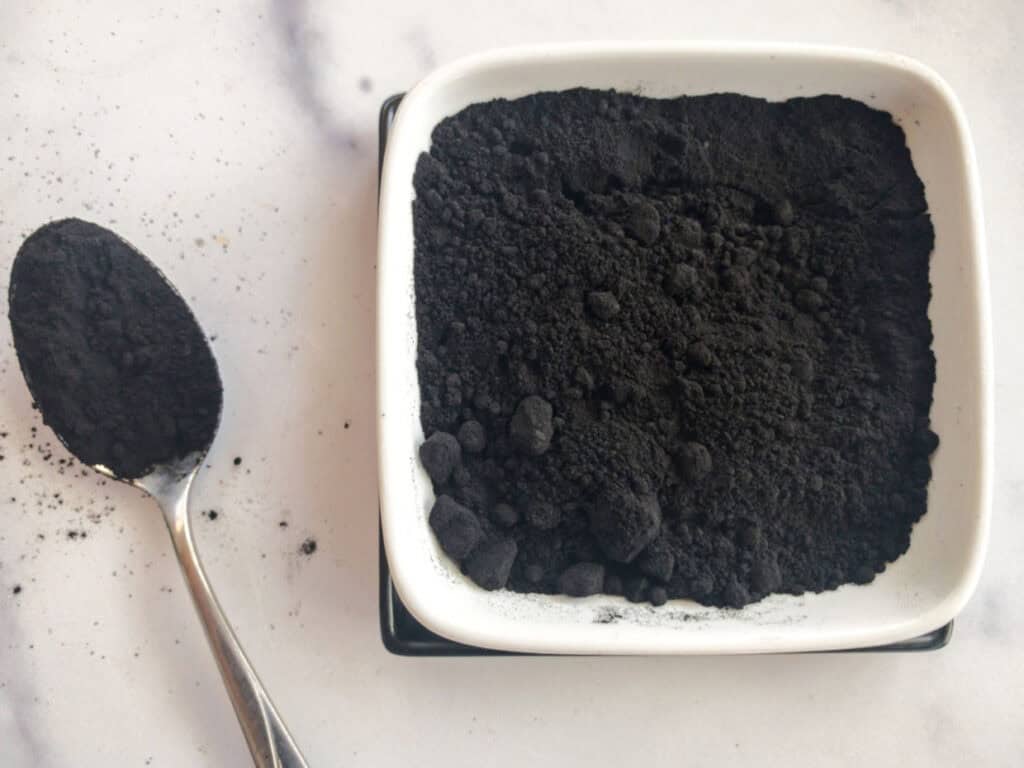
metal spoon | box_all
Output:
[8,219,309,768]
[113,454,310,768]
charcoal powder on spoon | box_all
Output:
[8,218,222,479]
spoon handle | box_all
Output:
[161,487,310,768]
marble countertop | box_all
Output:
[1,1,1021,766]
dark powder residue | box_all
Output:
[412,90,937,608]
[299,537,317,556]
[8,219,222,479]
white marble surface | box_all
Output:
[0,1,1021,766]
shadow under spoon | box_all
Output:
[8,218,309,768]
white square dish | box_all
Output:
[377,42,991,654]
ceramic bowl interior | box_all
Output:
[377,43,991,654]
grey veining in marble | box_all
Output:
[271,0,357,150]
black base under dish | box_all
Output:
[376,93,953,657]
